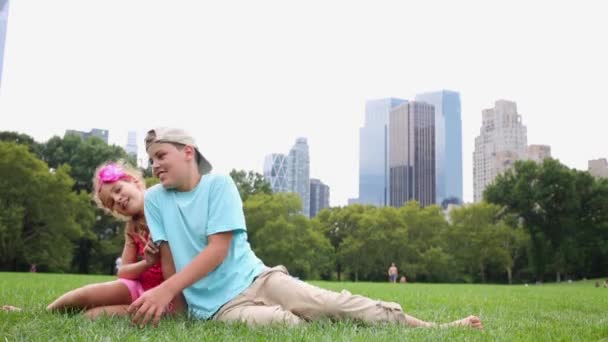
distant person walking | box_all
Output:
[388,263,398,283]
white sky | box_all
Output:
[1,0,606,206]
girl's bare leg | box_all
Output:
[47,280,132,311]
[84,305,130,319]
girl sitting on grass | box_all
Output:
[46,161,185,319]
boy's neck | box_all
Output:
[176,172,202,192]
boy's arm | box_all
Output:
[158,242,187,314]
[162,232,232,295]
[129,231,233,327]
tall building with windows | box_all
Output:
[389,101,436,207]
[263,153,289,193]
[125,131,138,159]
[288,138,311,217]
[310,178,330,217]
[359,98,406,206]
[589,158,608,178]
[473,100,527,202]
[415,90,463,206]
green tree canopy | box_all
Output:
[0,142,89,272]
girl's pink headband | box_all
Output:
[97,163,129,192]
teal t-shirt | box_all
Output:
[144,173,265,319]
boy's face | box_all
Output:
[148,142,195,189]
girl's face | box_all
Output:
[98,178,144,217]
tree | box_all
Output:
[41,134,134,192]
[484,158,599,282]
[494,222,529,284]
[229,169,272,202]
[0,142,87,272]
[39,134,134,273]
[447,203,525,283]
[244,192,334,279]
[145,177,160,188]
[398,202,450,281]
[313,204,371,281]
[0,131,43,157]
[441,196,462,210]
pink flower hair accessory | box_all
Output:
[97,163,128,192]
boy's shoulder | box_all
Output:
[145,183,166,201]
[205,173,233,186]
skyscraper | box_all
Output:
[287,138,310,217]
[359,98,406,206]
[310,178,330,217]
[589,158,608,178]
[473,100,527,202]
[263,153,289,193]
[0,0,9,88]
[389,101,436,207]
[126,131,138,159]
[415,90,463,205]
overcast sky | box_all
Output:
[1,0,606,206]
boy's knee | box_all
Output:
[83,307,102,320]
[274,307,303,326]
[323,289,354,317]
[247,306,303,326]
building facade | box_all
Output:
[359,98,406,206]
[389,101,436,207]
[416,90,463,206]
[589,158,608,178]
[473,100,527,202]
[287,138,311,217]
[263,153,289,193]
[310,178,330,217]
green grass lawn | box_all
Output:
[1,272,607,341]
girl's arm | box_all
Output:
[116,231,155,279]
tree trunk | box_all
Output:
[74,238,92,274]
[556,271,561,283]
[480,263,486,283]
[336,263,341,281]
[355,271,359,282]
[507,267,513,285]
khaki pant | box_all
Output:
[213,265,408,326]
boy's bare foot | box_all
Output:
[2,305,22,312]
[443,315,483,330]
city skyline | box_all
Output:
[1,1,607,206]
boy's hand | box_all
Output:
[144,239,160,266]
[128,284,174,328]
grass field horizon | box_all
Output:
[2,272,607,341]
